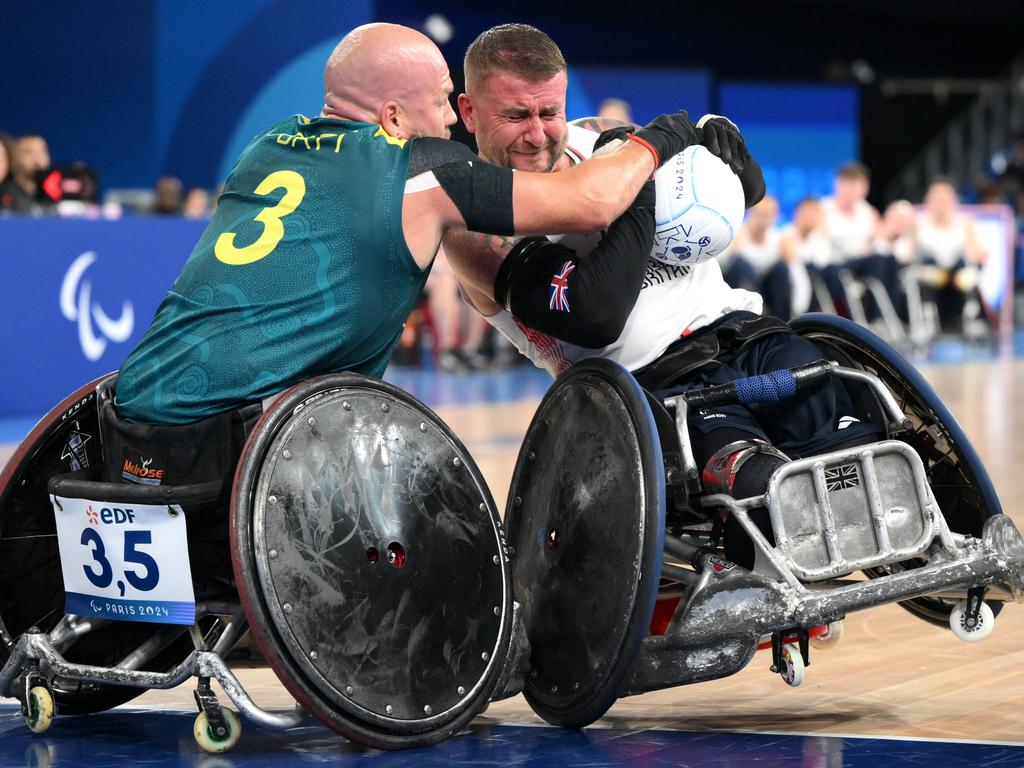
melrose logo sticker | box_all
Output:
[60,251,134,361]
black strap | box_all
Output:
[633,312,792,392]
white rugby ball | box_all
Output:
[650,144,745,266]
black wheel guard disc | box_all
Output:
[504,358,665,728]
[233,374,510,744]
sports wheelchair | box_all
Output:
[0,373,527,752]
[503,313,1024,728]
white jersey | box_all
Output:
[735,226,783,276]
[782,224,831,269]
[821,197,877,263]
[483,125,762,376]
[872,234,916,265]
[916,214,970,269]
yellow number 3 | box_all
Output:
[215,170,306,265]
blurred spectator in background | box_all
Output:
[182,187,211,218]
[0,134,52,215]
[820,162,881,314]
[426,248,491,372]
[770,197,824,319]
[723,194,782,293]
[597,97,632,124]
[916,179,987,332]
[993,132,1024,206]
[0,135,11,205]
[872,199,916,321]
[151,175,183,215]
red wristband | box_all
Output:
[625,132,660,171]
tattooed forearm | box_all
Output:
[441,229,523,301]
[446,230,521,260]
[569,115,637,133]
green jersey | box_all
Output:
[116,115,428,424]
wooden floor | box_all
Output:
[122,357,1024,744]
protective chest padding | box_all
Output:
[408,137,514,236]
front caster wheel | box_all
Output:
[779,643,805,687]
[194,708,242,753]
[950,600,994,643]
[26,686,55,734]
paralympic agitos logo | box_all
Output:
[60,251,134,361]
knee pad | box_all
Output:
[702,439,789,498]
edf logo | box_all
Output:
[98,507,136,525]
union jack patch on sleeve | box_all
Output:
[549,261,575,312]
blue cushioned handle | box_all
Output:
[680,360,833,409]
[734,369,797,404]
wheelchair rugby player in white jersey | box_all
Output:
[442,23,1024,728]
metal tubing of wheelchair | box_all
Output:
[831,366,914,431]
[48,615,110,652]
[195,652,306,730]
[664,534,703,564]
[793,548,1021,625]
[211,611,249,657]
[804,578,1016,603]
[116,625,190,671]
[629,518,1024,694]
[661,563,702,587]
[667,395,700,482]
[0,633,197,695]
[704,493,804,590]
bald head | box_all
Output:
[322,23,456,139]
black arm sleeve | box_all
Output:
[738,149,766,209]
[493,195,655,349]
[407,137,515,236]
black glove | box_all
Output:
[634,178,657,210]
[698,115,747,175]
[594,110,701,169]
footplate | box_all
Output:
[767,440,940,580]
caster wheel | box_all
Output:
[949,600,994,643]
[194,708,242,753]
[779,643,804,687]
[26,686,55,734]
[811,621,844,649]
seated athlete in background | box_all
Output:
[444,24,880,566]
[114,22,700,428]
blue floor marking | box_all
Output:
[0,706,1021,767]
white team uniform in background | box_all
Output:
[916,215,971,269]
[820,197,877,264]
[482,125,762,376]
[735,227,783,277]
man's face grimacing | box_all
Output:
[459,69,569,173]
